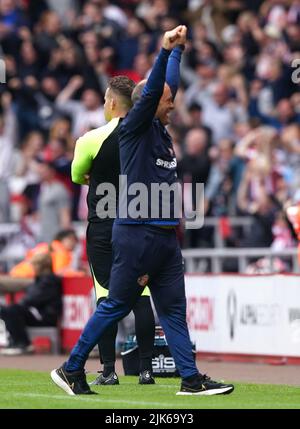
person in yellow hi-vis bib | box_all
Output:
[71,76,155,386]
[95,278,151,301]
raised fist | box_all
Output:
[162,25,187,50]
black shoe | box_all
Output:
[89,371,119,386]
[177,374,234,396]
[139,370,155,385]
[51,364,97,395]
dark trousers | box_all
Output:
[86,222,155,371]
[0,304,47,347]
[67,224,198,380]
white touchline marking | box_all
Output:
[8,393,182,408]
[0,381,177,388]
[5,393,300,409]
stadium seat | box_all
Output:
[28,327,61,355]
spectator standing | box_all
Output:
[36,159,72,243]
[178,127,211,248]
[237,164,279,248]
[56,76,105,138]
[201,82,248,144]
[178,127,211,190]
[0,92,17,222]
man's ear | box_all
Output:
[111,98,117,111]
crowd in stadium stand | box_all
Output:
[0,0,300,271]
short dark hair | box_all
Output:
[54,229,77,242]
[131,80,148,104]
[188,102,202,112]
[108,76,136,108]
[35,156,57,170]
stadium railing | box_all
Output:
[0,219,298,274]
[182,247,299,273]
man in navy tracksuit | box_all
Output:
[51,26,234,396]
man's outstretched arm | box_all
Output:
[166,46,184,100]
[166,27,187,100]
[121,26,187,134]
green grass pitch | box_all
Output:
[0,369,299,409]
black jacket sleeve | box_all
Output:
[20,274,62,318]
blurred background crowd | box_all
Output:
[0,0,300,274]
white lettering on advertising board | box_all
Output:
[62,296,93,330]
[185,275,300,357]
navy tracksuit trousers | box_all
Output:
[66,224,198,379]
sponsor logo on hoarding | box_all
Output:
[227,290,237,340]
[240,304,279,326]
[152,355,176,372]
[187,297,214,331]
[289,309,300,344]
[289,308,300,323]
[62,296,93,329]
[290,319,300,344]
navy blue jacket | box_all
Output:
[117,47,183,225]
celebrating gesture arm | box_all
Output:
[122,26,187,134]
[166,26,187,100]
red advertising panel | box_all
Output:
[61,277,95,351]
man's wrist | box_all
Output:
[161,47,172,55]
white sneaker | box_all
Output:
[0,344,34,356]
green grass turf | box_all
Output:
[0,369,299,409]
